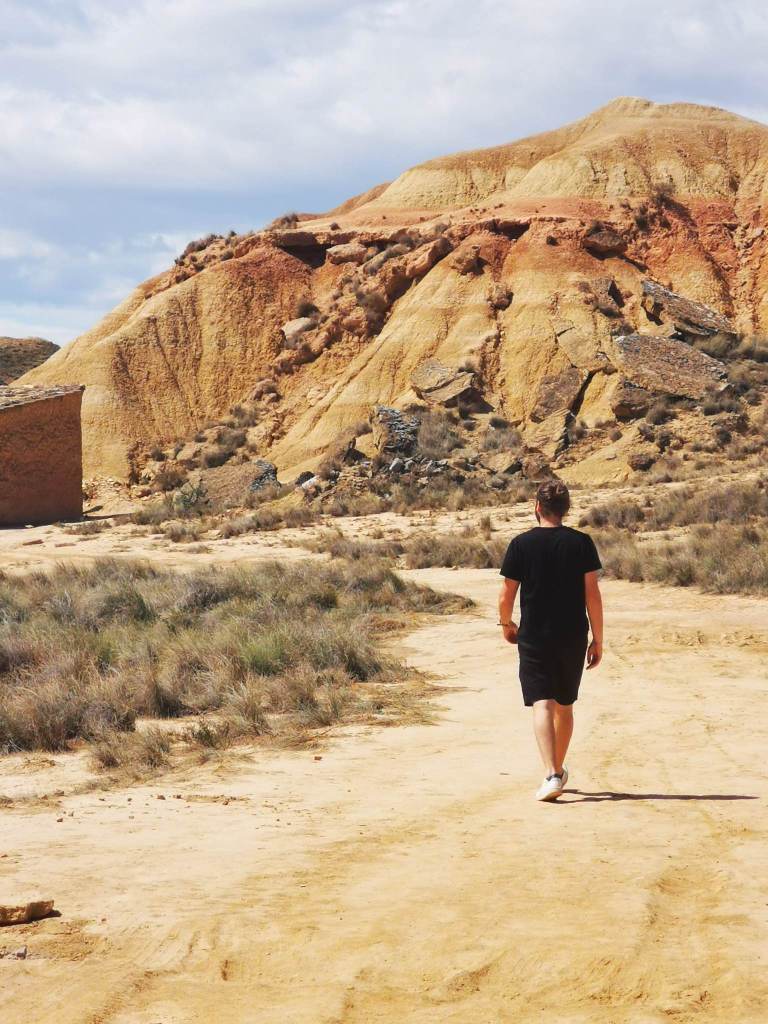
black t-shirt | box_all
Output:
[499,525,602,641]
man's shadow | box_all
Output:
[559,789,757,803]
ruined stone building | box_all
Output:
[0,385,85,525]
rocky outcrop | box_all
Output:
[248,460,279,491]
[327,241,369,264]
[451,244,484,275]
[610,381,654,420]
[18,98,768,483]
[641,281,735,338]
[605,333,727,399]
[410,359,476,405]
[0,337,58,384]
[530,366,587,423]
[281,317,315,348]
[582,225,627,258]
[370,406,419,456]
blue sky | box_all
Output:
[2,0,767,345]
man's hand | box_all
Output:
[586,638,602,669]
[502,623,518,645]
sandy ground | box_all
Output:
[1,553,767,1022]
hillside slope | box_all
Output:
[0,336,58,384]
[21,97,768,480]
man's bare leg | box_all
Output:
[532,699,558,776]
[553,703,574,773]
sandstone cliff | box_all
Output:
[20,97,768,481]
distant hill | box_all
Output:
[20,97,768,482]
[0,336,59,384]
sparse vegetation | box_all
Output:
[580,477,768,595]
[0,560,469,763]
[596,523,768,595]
[403,529,507,569]
[64,520,110,536]
[417,409,462,459]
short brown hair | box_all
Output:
[536,479,570,518]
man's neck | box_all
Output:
[538,516,563,529]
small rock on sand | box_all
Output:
[0,900,54,927]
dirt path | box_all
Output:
[2,570,767,1023]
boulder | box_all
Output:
[628,450,656,472]
[554,321,611,372]
[0,900,54,926]
[605,333,727,400]
[270,229,319,249]
[591,276,624,316]
[281,318,315,348]
[520,451,553,480]
[582,225,627,258]
[641,281,735,338]
[610,381,654,420]
[530,365,587,423]
[489,283,513,310]
[327,242,368,265]
[483,451,523,475]
[248,459,279,491]
[411,359,476,405]
[328,429,364,465]
[451,244,484,275]
[175,441,203,467]
[370,406,419,456]
[404,236,452,279]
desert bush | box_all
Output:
[163,520,209,543]
[304,529,403,562]
[596,523,768,595]
[296,299,320,318]
[482,424,521,452]
[202,445,232,468]
[579,500,646,531]
[645,398,674,425]
[64,520,109,536]
[269,212,299,228]
[566,418,588,444]
[417,410,462,459]
[403,529,507,569]
[692,332,768,364]
[182,233,218,258]
[0,560,468,760]
[646,478,768,529]
[154,465,188,492]
[701,391,743,416]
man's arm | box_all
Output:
[498,577,520,645]
[584,570,603,668]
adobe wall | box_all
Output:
[0,390,84,525]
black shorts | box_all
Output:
[517,633,588,706]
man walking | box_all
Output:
[498,480,603,801]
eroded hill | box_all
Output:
[20,97,768,485]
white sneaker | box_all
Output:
[561,765,569,789]
[535,774,564,802]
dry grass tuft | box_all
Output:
[0,559,468,767]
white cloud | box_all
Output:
[2,0,768,339]
[2,1,766,190]
[0,229,58,261]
